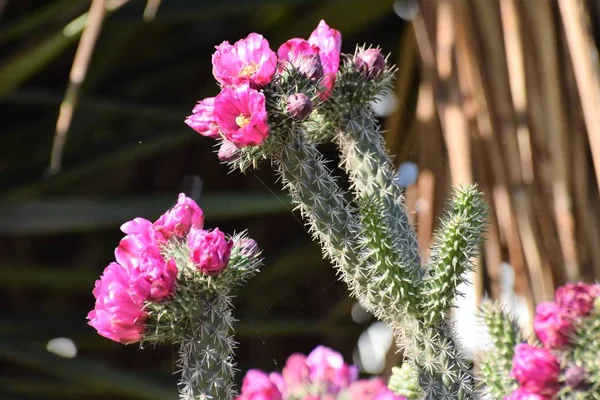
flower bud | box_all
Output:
[355,48,385,77]
[564,365,589,390]
[217,140,240,162]
[286,93,313,120]
[297,53,324,81]
[239,238,259,257]
[187,227,233,275]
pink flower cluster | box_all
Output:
[88,193,233,343]
[533,282,599,350]
[236,346,405,400]
[506,282,599,399]
[185,20,342,151]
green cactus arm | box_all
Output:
[398,317,476,400]
[477,302,521,399]
[143,235,262,400]
[270,127,368,297]
[420,185,487,325]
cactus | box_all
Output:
[477,302,522,399]
[144,233,262,400]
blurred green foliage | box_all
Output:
[0,1,405,398]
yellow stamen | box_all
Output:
[235,114,251,128]
[238,63,259,77]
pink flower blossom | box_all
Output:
[533,302,573,349]
[214,84,269,147]
[185,97,220,138]
[187,227,233,274]
[307,20,342,100]
[115,216,179,302]
[212,33,277,88]
[346,378,405,400]
[510,343,560,397]
[277,38,323,80]
[504,388,550,400]
[306,345,358,394]
[555,282,599,317]
[237,369,283,400]
[153,193,204,242]
[281,353,311,395]
[87,262,146,344]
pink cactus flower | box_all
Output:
[555,282,599,318]
[153,193,204,242]
[504,388,550,400]
[187,227,233,274]
[307,20,342,100]
[128,252,178,302]
[184,97,220,138]
[214,83,269,147]
[212,33,277,88]
[346,378,407,400]
[237,369,283,400]
[305,345,359,394]
[281,353,311,396]
[87,262,146,344]
[510,343,560,397]
[533,301,573,349]
[277,38,323,80]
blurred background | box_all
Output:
[2,0,600,399]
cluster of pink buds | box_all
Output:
[237,345,406,400]
[506,282,600,399]
[87,193,233,344]
[184,20,342,157]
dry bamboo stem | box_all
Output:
[529,0,580,281]
[559,0,600,198]
[49,0,108,175]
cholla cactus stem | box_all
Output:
[176,291,237,400]
[272,127,368,297]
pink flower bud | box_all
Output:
[555,282,599,317]
[510,343,560,397]
[187,227,233,275]
[239,238,259,257]
[218,140,240,162]
[533,302,573,349]
[354,49,385,78]
[277,39,324,80]
[286,93,313,120]
[355,48,386,77]
[185,97,220,138]
[153,193,204,242]
[308,20,342,101]
[564,365,589,390]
